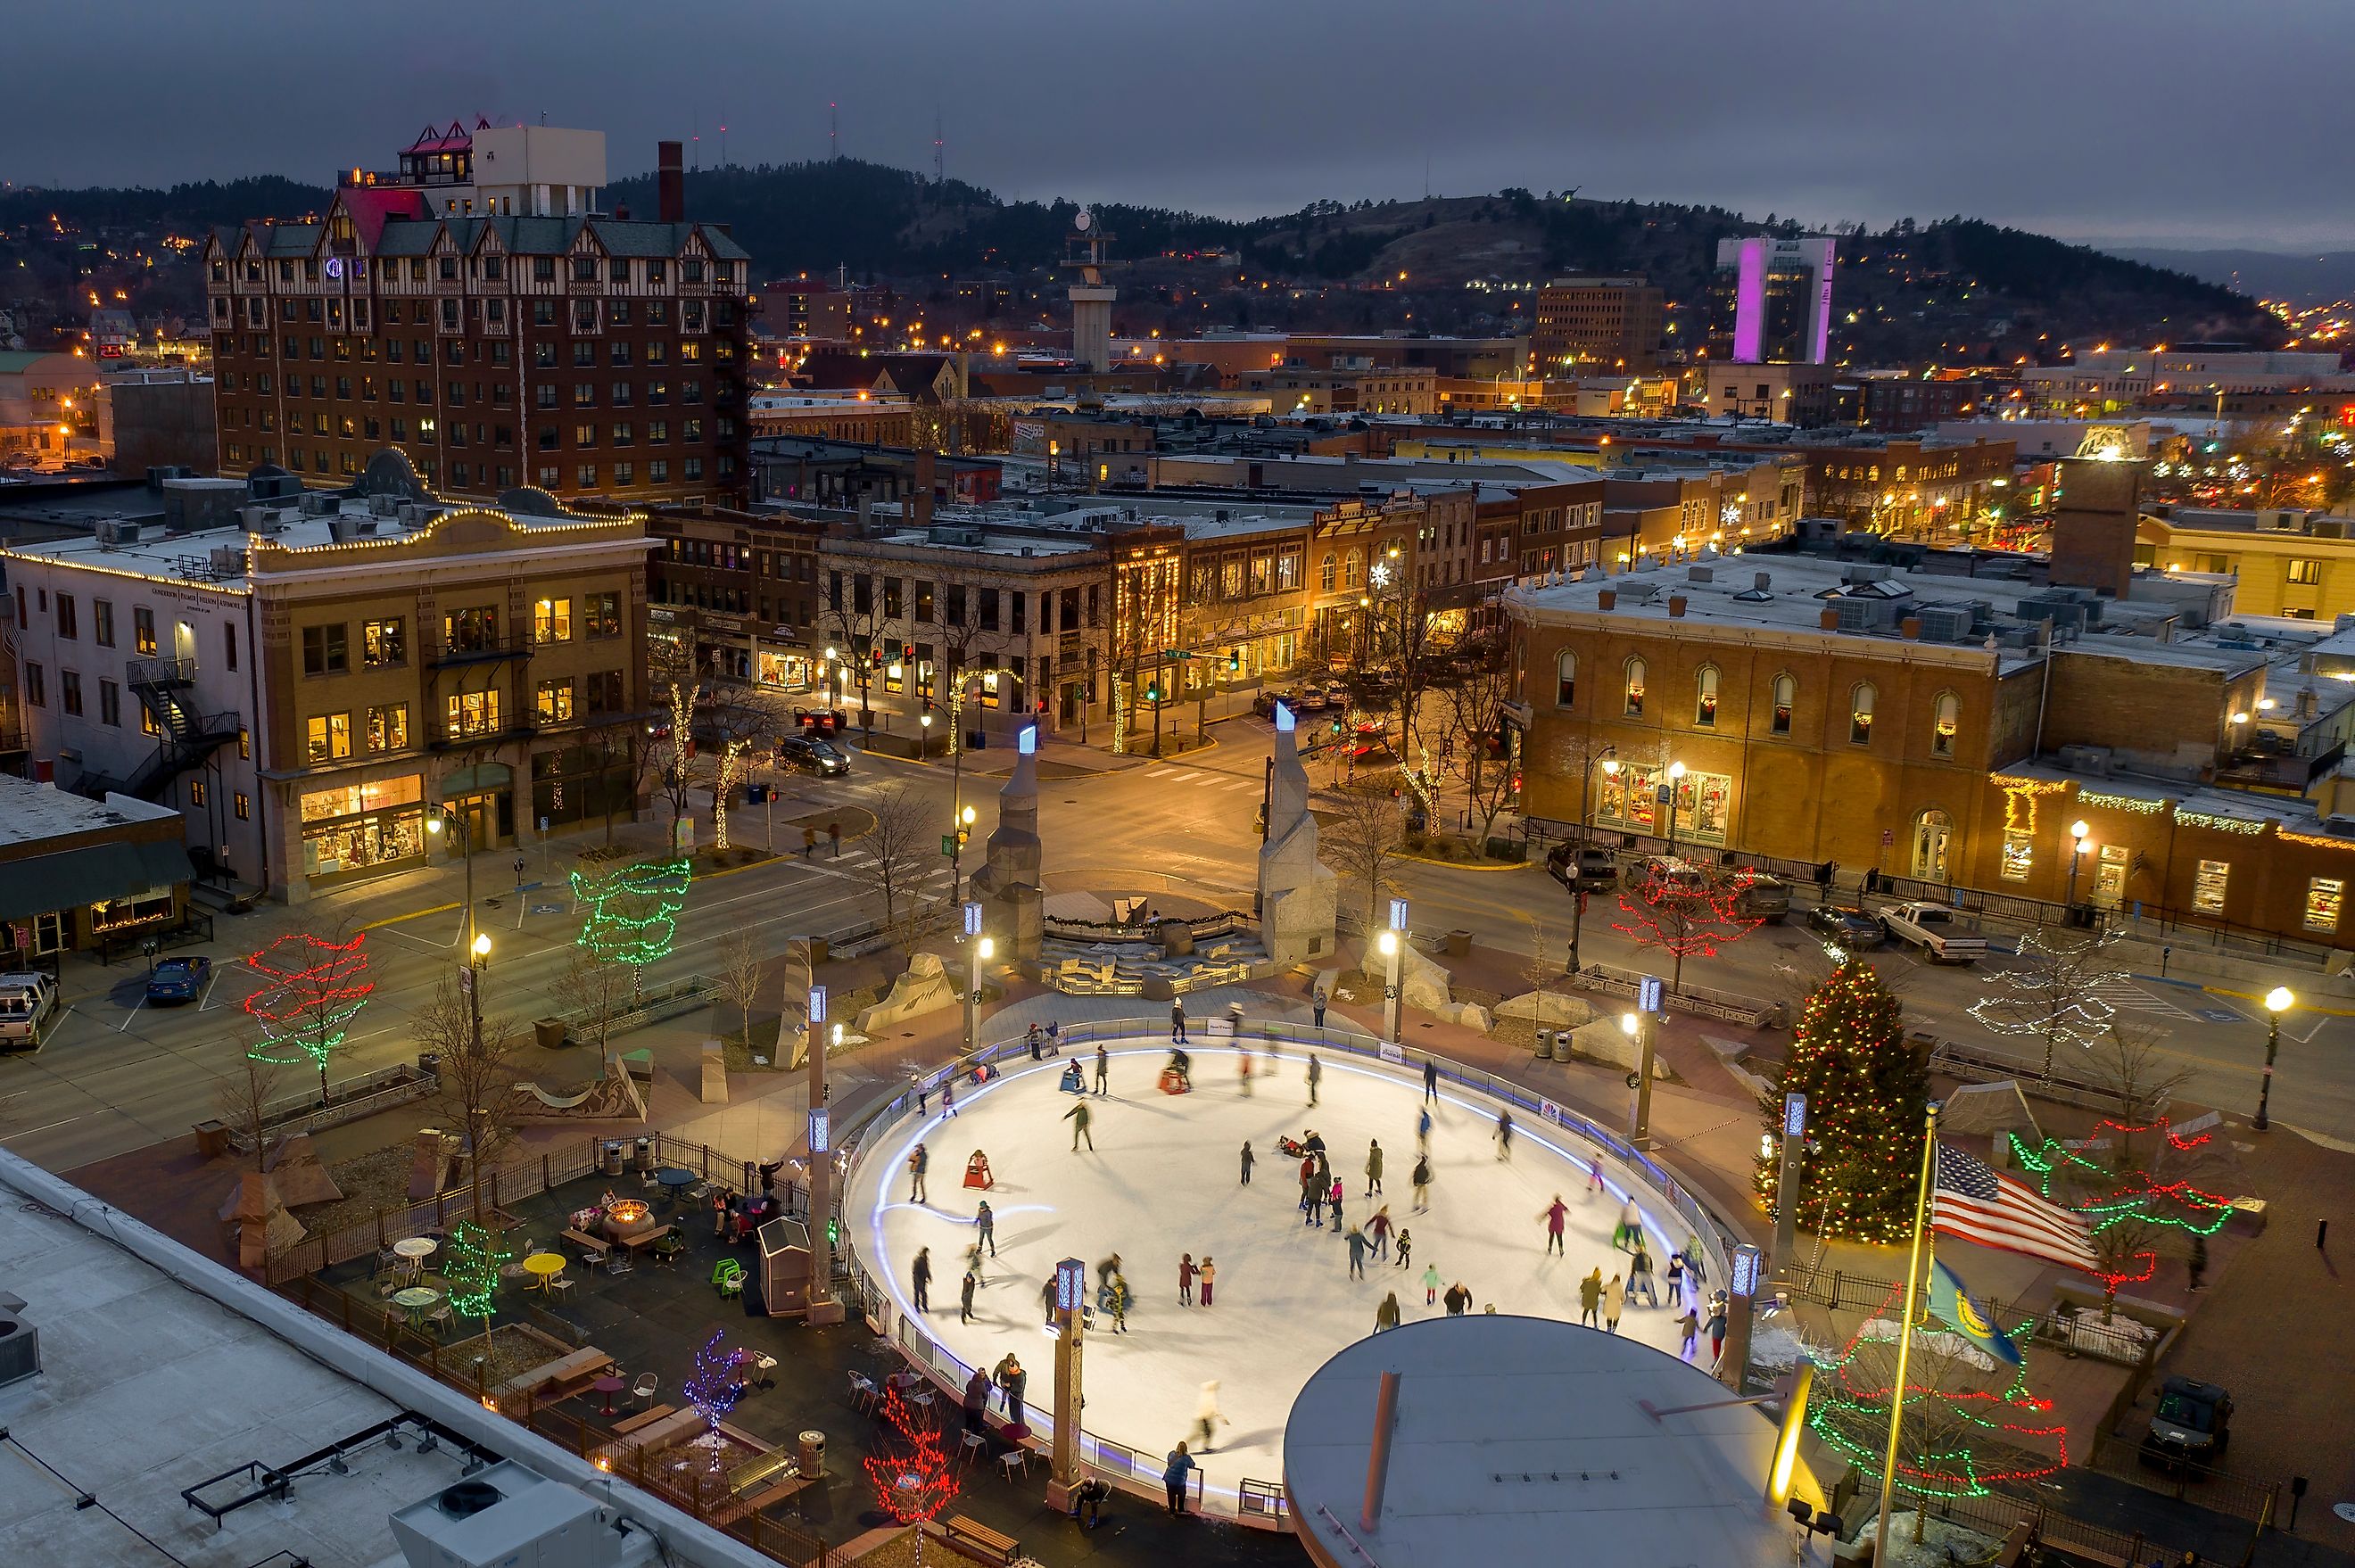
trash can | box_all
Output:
[534,1017,567,1050]
[797,1430,825,1476]
[1445,929,1473,958]
[1533,1027,1553,1060]
[631,1136,653,1174]
[192,1119,228,1159]
[600,1140,625,1177]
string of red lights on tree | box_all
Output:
[242,930,374,1084]
[2007,1117,2236,1292]
[864,1381,959,1550]
[1755,958,1928,1244]
[1609,861,1766,959]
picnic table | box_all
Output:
[656,1167,698,1205]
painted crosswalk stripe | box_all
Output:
[1145,767,1180,779]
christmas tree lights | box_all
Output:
[1611,860,1764,990]
[864,1381,959,1548]
[244,931,374,1096]
[2008,1118,2236,1294]
[682,1330,750,1442]
[442,1217,511,1341]
[570,857,692,969]
[1966,928,2127,1077]
[1755,959,1928,1244]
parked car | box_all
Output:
[1253,686,1298,718]
[1546,842,1621,894]
[1633,855,1792,923]
[1291,685,1330,713]
[1876,900,1989,963]
[1806,904,1887,950]
[145,954,212,1003]
[776,735,851,777]
[2140,1377,2233,1472]
[0,972,61,1049]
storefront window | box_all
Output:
[1593,764,1731,846]
[2304,877,2343,934]
[91,887,174,934]
[2193,859,2229,915]
[299,774,426,879]
[756,650,814,692]
[2001,830,2034,882]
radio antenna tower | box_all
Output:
[719,106,728,167]
[829,101,839,161]
[933,111,944,183]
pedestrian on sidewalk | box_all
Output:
[1411,1152,1432,1212]
[1375,1292,1401,1333]
[1579,1268,1603,1326]
[1604,1275,1624,1333]
[960,1269,977,1324]
[907,1142,929,1203]
[1306,1052,1322,1106]
[1368,1205,1392,1259]
[912,1246,932,1311]
[1346,1226,1368,1278]
[1064,1100,1095,1151]
[1365,1137,1384,1196]
[976,1200,996,1256]
[1423,1056,1440,1103]
[1171,1000,1188,1044]
[1421,1262,1442,1305]
[828,819,842,856]
[1178,1253,1196,1306]
[1199,1256,1215,1306]
[1495,1110,1514,1161]
[711,1188,730,1236]
[1540,1194,1569,1255]
[1313,987,1328,1027]
[996,1354,1028,1432]
[1239,1141,1255,1184]
[802,825,817,859]
[1095,1042,1110,1093]
[1393,1227,1412,1271]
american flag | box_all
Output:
[1931,1143,2098,1273]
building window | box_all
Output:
[444,607,499,652]
[2001,830,2033,882]
[189,779,205,806]
[134,607,157,656]
[447,689,502,739]
[60,670,82,716]
[2305,877,2344,933]
[54,594,76,640]
[302,623,348,675]
[98,679,120,726]
[1554,650,1576,708]
[22,664,42,707]
[2193,859,2229,916]
[235,792,251,821]
[585,670,626,713]
[94,598,115,648]
[536,678,575,723]
[2286,558,2323,585]
[1849,682,1876,745]
[305,712,353,763]
[1343,550,1363,590]
[1694,664,1719,727]
[1623,656,1646,716]
[238,727,250,759]
[366,704,409,752]
[583,591,622,639]
[1771,673,1794,735]
[533,597,574,643]
[1931,691,1959,756]
[363,617,407,666]
[225,621,238,672]
[1318,553,1337,592]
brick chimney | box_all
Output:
[1598,589,1616,611]
[1668,595,1688,617]
[2047,455,2142,598]
[657,141,685,223]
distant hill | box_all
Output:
[2109,247,2355,307]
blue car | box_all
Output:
[145,955,211,1003]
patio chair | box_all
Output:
[632,1374,658,1411]
[607,1250,634,1277]
[713,1259,745,1300]
[847,1371,880,1413]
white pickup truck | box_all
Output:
[1876,901,1989,964]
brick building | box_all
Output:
[1533,276,1664,375]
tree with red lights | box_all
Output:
[1610,858,1764,992]
[864,1381,958,1557]
[244,927,374,1102]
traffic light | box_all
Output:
[1145,681,1161,703]
[901,642,915,663]
[1227,649,1242,673]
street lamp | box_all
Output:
[2255,986,2293,1131]
[1376,928,1401,1046]
[2066,820,2091,907]
[1663,759,1688,860]
[1568,749,1619,972]
[425,808,479,956]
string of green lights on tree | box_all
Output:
[569,857,693,968]
[1755,958,1928,1244]
[442,1217,512,1324]
[2007,1117,2236,1291]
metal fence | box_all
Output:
[230,1060,441,1155]
[829,1015,1743,1522]
[1846,1467,2224,1568]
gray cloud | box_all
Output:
[8,0,2351,251]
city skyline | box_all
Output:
[8,0,2355,252]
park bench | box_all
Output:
[940,1514,1020,1565]
[559,1227,610,1265]
[726,1444,804,1511]
[492,1347,612,1407]
[612,1403,675,1436]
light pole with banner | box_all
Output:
[962,902,989,1059]
[1045,1256,1087,1508]
[1718,1242,1763,1392]
[1623,973,1662,1149]
[1380,896,1408,1047]
[804,972,845,1324]
[1770,1092,1806,1275]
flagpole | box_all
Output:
[1874,1100,1940,1566]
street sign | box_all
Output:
[941,834,958,857]
[1656,783,1673,805]
[809,985,827,1024]
[1638,974,1663,1013]
[1782,1092,1807,1139]
[963,901,983,937]
[539,815,550,832]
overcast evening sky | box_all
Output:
[10,0,2354,252]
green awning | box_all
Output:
[0,838,194,923]
[434,762,514,797]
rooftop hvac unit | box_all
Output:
[389,1460,651,1568]
[240,506,286,536]
[1834,598,1887,633]
[209,546,248,576]
[297,491,340,516]
[1686,565,1714,583]
[93,518,141,548]
[368,491,403,518]
[2057,744,2114,777]
[326,516,380,543]
[1841,563,1896,585]
[0,1292,38,1390]
[1915,606,1975,642]
[2312,518,2347,540]
[1616,582,1661,604]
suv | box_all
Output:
[2141,1377,2233,1473]
[776,735,850,777]
[1546,842,1621,894]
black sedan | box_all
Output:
[1806,905,1886,950]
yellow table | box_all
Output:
[522,1251,567,1292]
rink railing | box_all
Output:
[828,1015,1740,1523]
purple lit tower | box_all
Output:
[1720,235,1837,365]
[1255,702,1336,966]
[968,723,1044,960]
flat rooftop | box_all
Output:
[0,776,179,850]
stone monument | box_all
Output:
[967,722,1045,961]
[1256,702,1337,965]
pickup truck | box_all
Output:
[1876,901,1988,964]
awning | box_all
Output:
[0,838,196,923]
[434,762,514,798]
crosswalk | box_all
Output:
[1140,763,1264,796]
[2085,978,2200,1021]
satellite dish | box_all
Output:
[1073,209,1094,233]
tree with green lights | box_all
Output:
[1755,958,1929,1245]
[570,857,692,996]
[442,1217,512,1353]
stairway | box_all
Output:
[96,657,242,802]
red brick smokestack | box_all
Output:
[657,141,684,223]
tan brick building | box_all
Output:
[1533,277,1664,375]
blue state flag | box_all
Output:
[1928,1259,2022,1366]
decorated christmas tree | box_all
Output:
[442,1217,512,1352]
[1755,958,1928,1244]
[2010,1117,2235,1315]
[244,930,375,1101]
[864,1381,958,1555]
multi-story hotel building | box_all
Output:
[1532,276,1665,375]
[201,128,753,509]
[1,456,652,903]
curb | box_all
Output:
[1392,851,1533,874]
[361,901,459,931]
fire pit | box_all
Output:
[604,1200,657,1243]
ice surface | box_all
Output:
[844,1043,1715,1500]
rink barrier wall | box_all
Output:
[827,1016,1739,1523]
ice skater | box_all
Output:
[1665,1250,1685,1306]
[1416,1104,1433,1151]
[1170,1000,1187,1044]
[1630,1242,1659,1306]
[964,1239,987,1285]
[1064,1099,1094,1151]
[1604,1275,1624,1333]
[1164,1442,1195,1516]
[1178,1253,1196,1306]
[1375,1292,1401,1333]
[1423,1056,1440,1103]
[1410,1151,1432,1212]
[1393,1226,1412,1270]
[1239,1141,1255,1184]
[975,1199,996,1257]
[1040,1278,1059,1327]
[911,1246,932,1312]
[1587,1154,1604,1194]
[1541,1193,1570,1255]
[1329,1177,1345,1233]
[1494,1110,1514,1161]
[1678,1305,1701,1360]
[1305,1052,1322,1106]
[939,1077,957,1118]
[1095,1042,1110,1094]
[1028,1023,1043,1060]
[1443,1280,1471,1316]
[1365,1138,1384,1196]
[1421,1261,1442,1305]
[1579,1267,1603,1326]
[1368,1205,1392,1259]
[1306,1171,1326,1227]
[1706,1292,1729,1367]
[1198,1256,1215,1306]
[1346,1226,1368,1278]
[1236,1045,1253,1096]
[960,1269,977,1324]
[1614,1199,1641,1252]
[1107,1271,1131,1333]
[1194,1382,1227,1453]
[906,1142,929,1204]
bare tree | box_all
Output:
[864,783,937,940]
[561,942,637,1054]
[414,971,525,1222]
[1967,927,2129,1077]
[1520,912,1566,1014]
[1442,630,1517,846]
[2079,1021,2199,1167]
[1320,786,1406,942]
[716,928,765,1049]
[578,716,655,849]
[657,674,699,845]
[215,1046,285,1175]
[1609,859,1766,994]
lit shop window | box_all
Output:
[2192,860,2229,915]
[1624,656,1647,716]
[2304,877,2343,934]
[2000,831,2033,882]
[1932,692,1959,757]
[1694,664,1719,728]
[1849,682,1877,746]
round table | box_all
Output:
[391,1286,440,1327]
[593,1374,628,1416]
[391,1236,436,1282]
[522,1252,566,1292]
[655,1168,698,1209]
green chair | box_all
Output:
[713,1258,745,1299]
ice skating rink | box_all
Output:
[844,1042,1716,1502]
